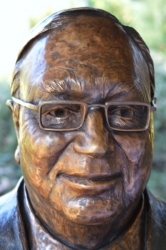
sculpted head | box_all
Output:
[7,8,156,248]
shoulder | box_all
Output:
[146,189,166,226]
[145,189,166,250]
[0,178,27,250]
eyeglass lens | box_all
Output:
[107,104,149,130]
[40,103,84,130]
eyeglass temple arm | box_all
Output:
[12,97,38,111]
[11,96,157,112]
[151,97,157,111]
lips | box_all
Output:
[57,173,122,195]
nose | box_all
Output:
[73,109,115,158]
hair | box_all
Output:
[11,7,155,103]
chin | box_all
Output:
[61,193,125,225]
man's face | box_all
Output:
[17,15,154,227]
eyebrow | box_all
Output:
[41,68,86,91]
[42,80,70,93]
[42,84,135,105]
[104,80,138,100]
[56,90,91,100]
[41,80,91,100]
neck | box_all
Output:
[39,213,115,249]
[28,195,142,249]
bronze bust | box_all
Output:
[0,7,166,250]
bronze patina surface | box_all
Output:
[0,7,166,250]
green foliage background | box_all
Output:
[0,0,166,198]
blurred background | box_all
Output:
[0,0,166,198]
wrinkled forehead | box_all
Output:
[19,14,150,102]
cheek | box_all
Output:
[114,132,152,164]
[20,110,69,156]
[113,131,153,193]
[19,111,73,189]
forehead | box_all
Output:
[19,14,150,102]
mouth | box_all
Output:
[57,173,122,194]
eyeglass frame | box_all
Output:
[11,96,157,132]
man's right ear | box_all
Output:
[6,99,20,143]
[6,100,20,164]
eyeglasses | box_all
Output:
[12,97,156,132]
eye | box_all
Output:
[48,108,69,119]
[108,106,136,119]
[42,104,82,121]
[116,107,135,118]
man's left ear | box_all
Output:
[14,145,20,164]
